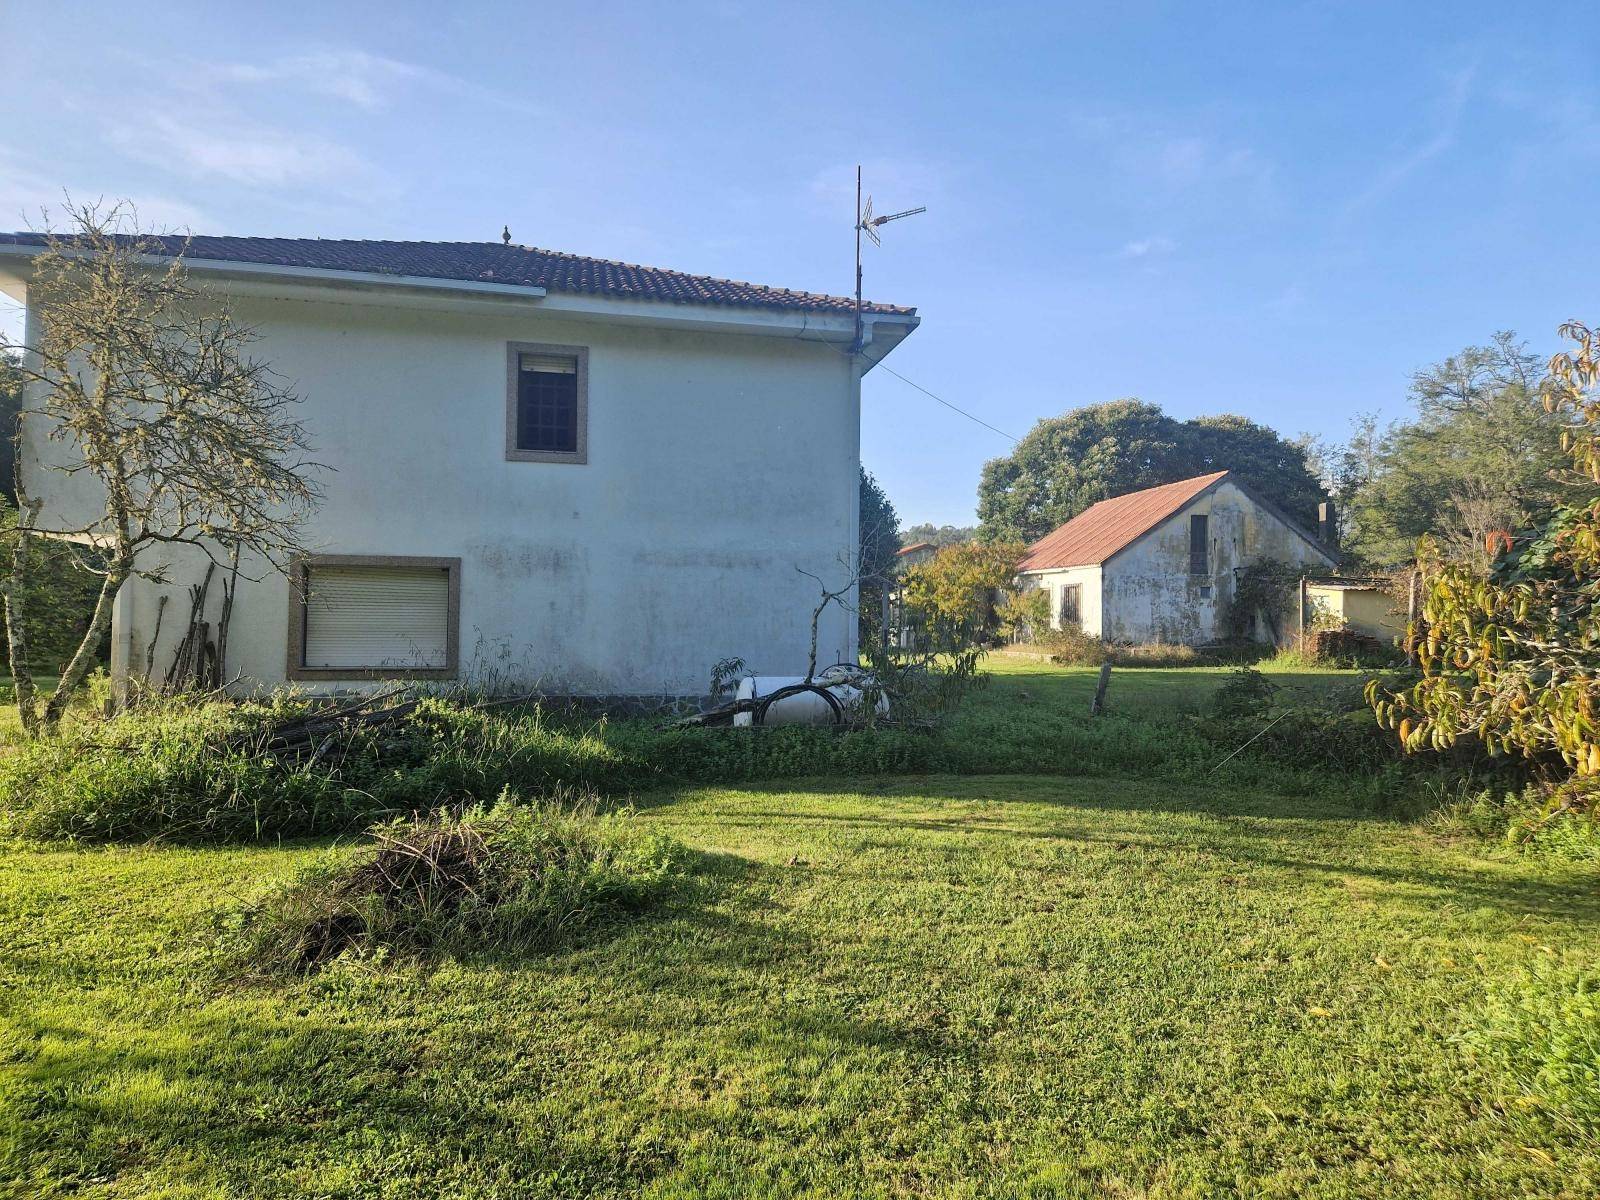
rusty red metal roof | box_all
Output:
[1018,471,1230,571]
[896,541,936,555]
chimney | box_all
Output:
[1318,500,1337,547]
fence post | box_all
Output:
[1090,662,1112,716]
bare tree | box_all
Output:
[0,203,320,734]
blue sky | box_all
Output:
[2,2,1594,525]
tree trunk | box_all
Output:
[40,566,124,731]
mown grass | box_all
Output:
[3,773,1596,1198]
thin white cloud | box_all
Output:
[1068,112,1280,214]
[0,146,210,232]
[1119,235,1175,258]
[1343,62,1476,217]
[199,48,542,117]
[108,113,376,191]
[206,50,431,112]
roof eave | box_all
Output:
[0,241,920,349]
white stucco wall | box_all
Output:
[23,286,873,696]
[1100,480,1333,645]
[1017,565,1103,636]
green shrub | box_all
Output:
[219,797,693,974]
[1039,625,1110,666]
[1211,667,1277,717]
[1431,780,1600,862]
[1467,955,1600,1135]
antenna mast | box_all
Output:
[852,165,924,356]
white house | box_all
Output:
[1016,470,1337,645]
[0,235,918,697]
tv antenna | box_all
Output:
[854,165,924,354]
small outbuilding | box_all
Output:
[1017,470,1337,646]
[1302,577,1407,646]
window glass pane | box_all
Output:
[1189,514,1208,574]
[517,353,579,453]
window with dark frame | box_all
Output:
[505,343,587,464]
[516,352,579,453]
[1058,583,1081,627]
[1189,513,1209,575]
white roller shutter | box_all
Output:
[519,353,577,375]
[303,565,450,670]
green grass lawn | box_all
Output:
[3,763,1596,1196]
[981,652,1367,717]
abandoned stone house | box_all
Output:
[1016,470,1338,645]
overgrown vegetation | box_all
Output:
[1223,558,1300,641]
[220,799,692,975]
[0,663,1503,844]
[1370,322,1600,832]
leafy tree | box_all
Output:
[0,350,22,502]
[0,204,320,734]
[977,399,1324,543]
[1368,321,1600,781]
[1342,333,1573,568]
[901,540,1025,647]
[858,467,900,586]
[857,467,901,647]
[900,522,976,548]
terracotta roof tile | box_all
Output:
[0,234,915,317]
[1018,471,1230,571]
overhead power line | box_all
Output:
[874,364,1020,443]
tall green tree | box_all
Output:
[1343,333,1575,568]
[858,467,901,585]
[977,399,1323,543]
[857,467,900,645]
[0,349,22,502]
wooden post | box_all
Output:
[1090,662,1112,716]
[1297,575,1308,646]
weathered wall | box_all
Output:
[27,291,863,695]
[1101,480,1330,645]
[1017,565,1103,636]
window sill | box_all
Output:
[286,665,459,682]
[505,448,587,465]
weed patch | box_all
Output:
[219,797,694,975]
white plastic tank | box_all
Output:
[731,670,889,727]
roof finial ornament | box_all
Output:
[502,225,511,246]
